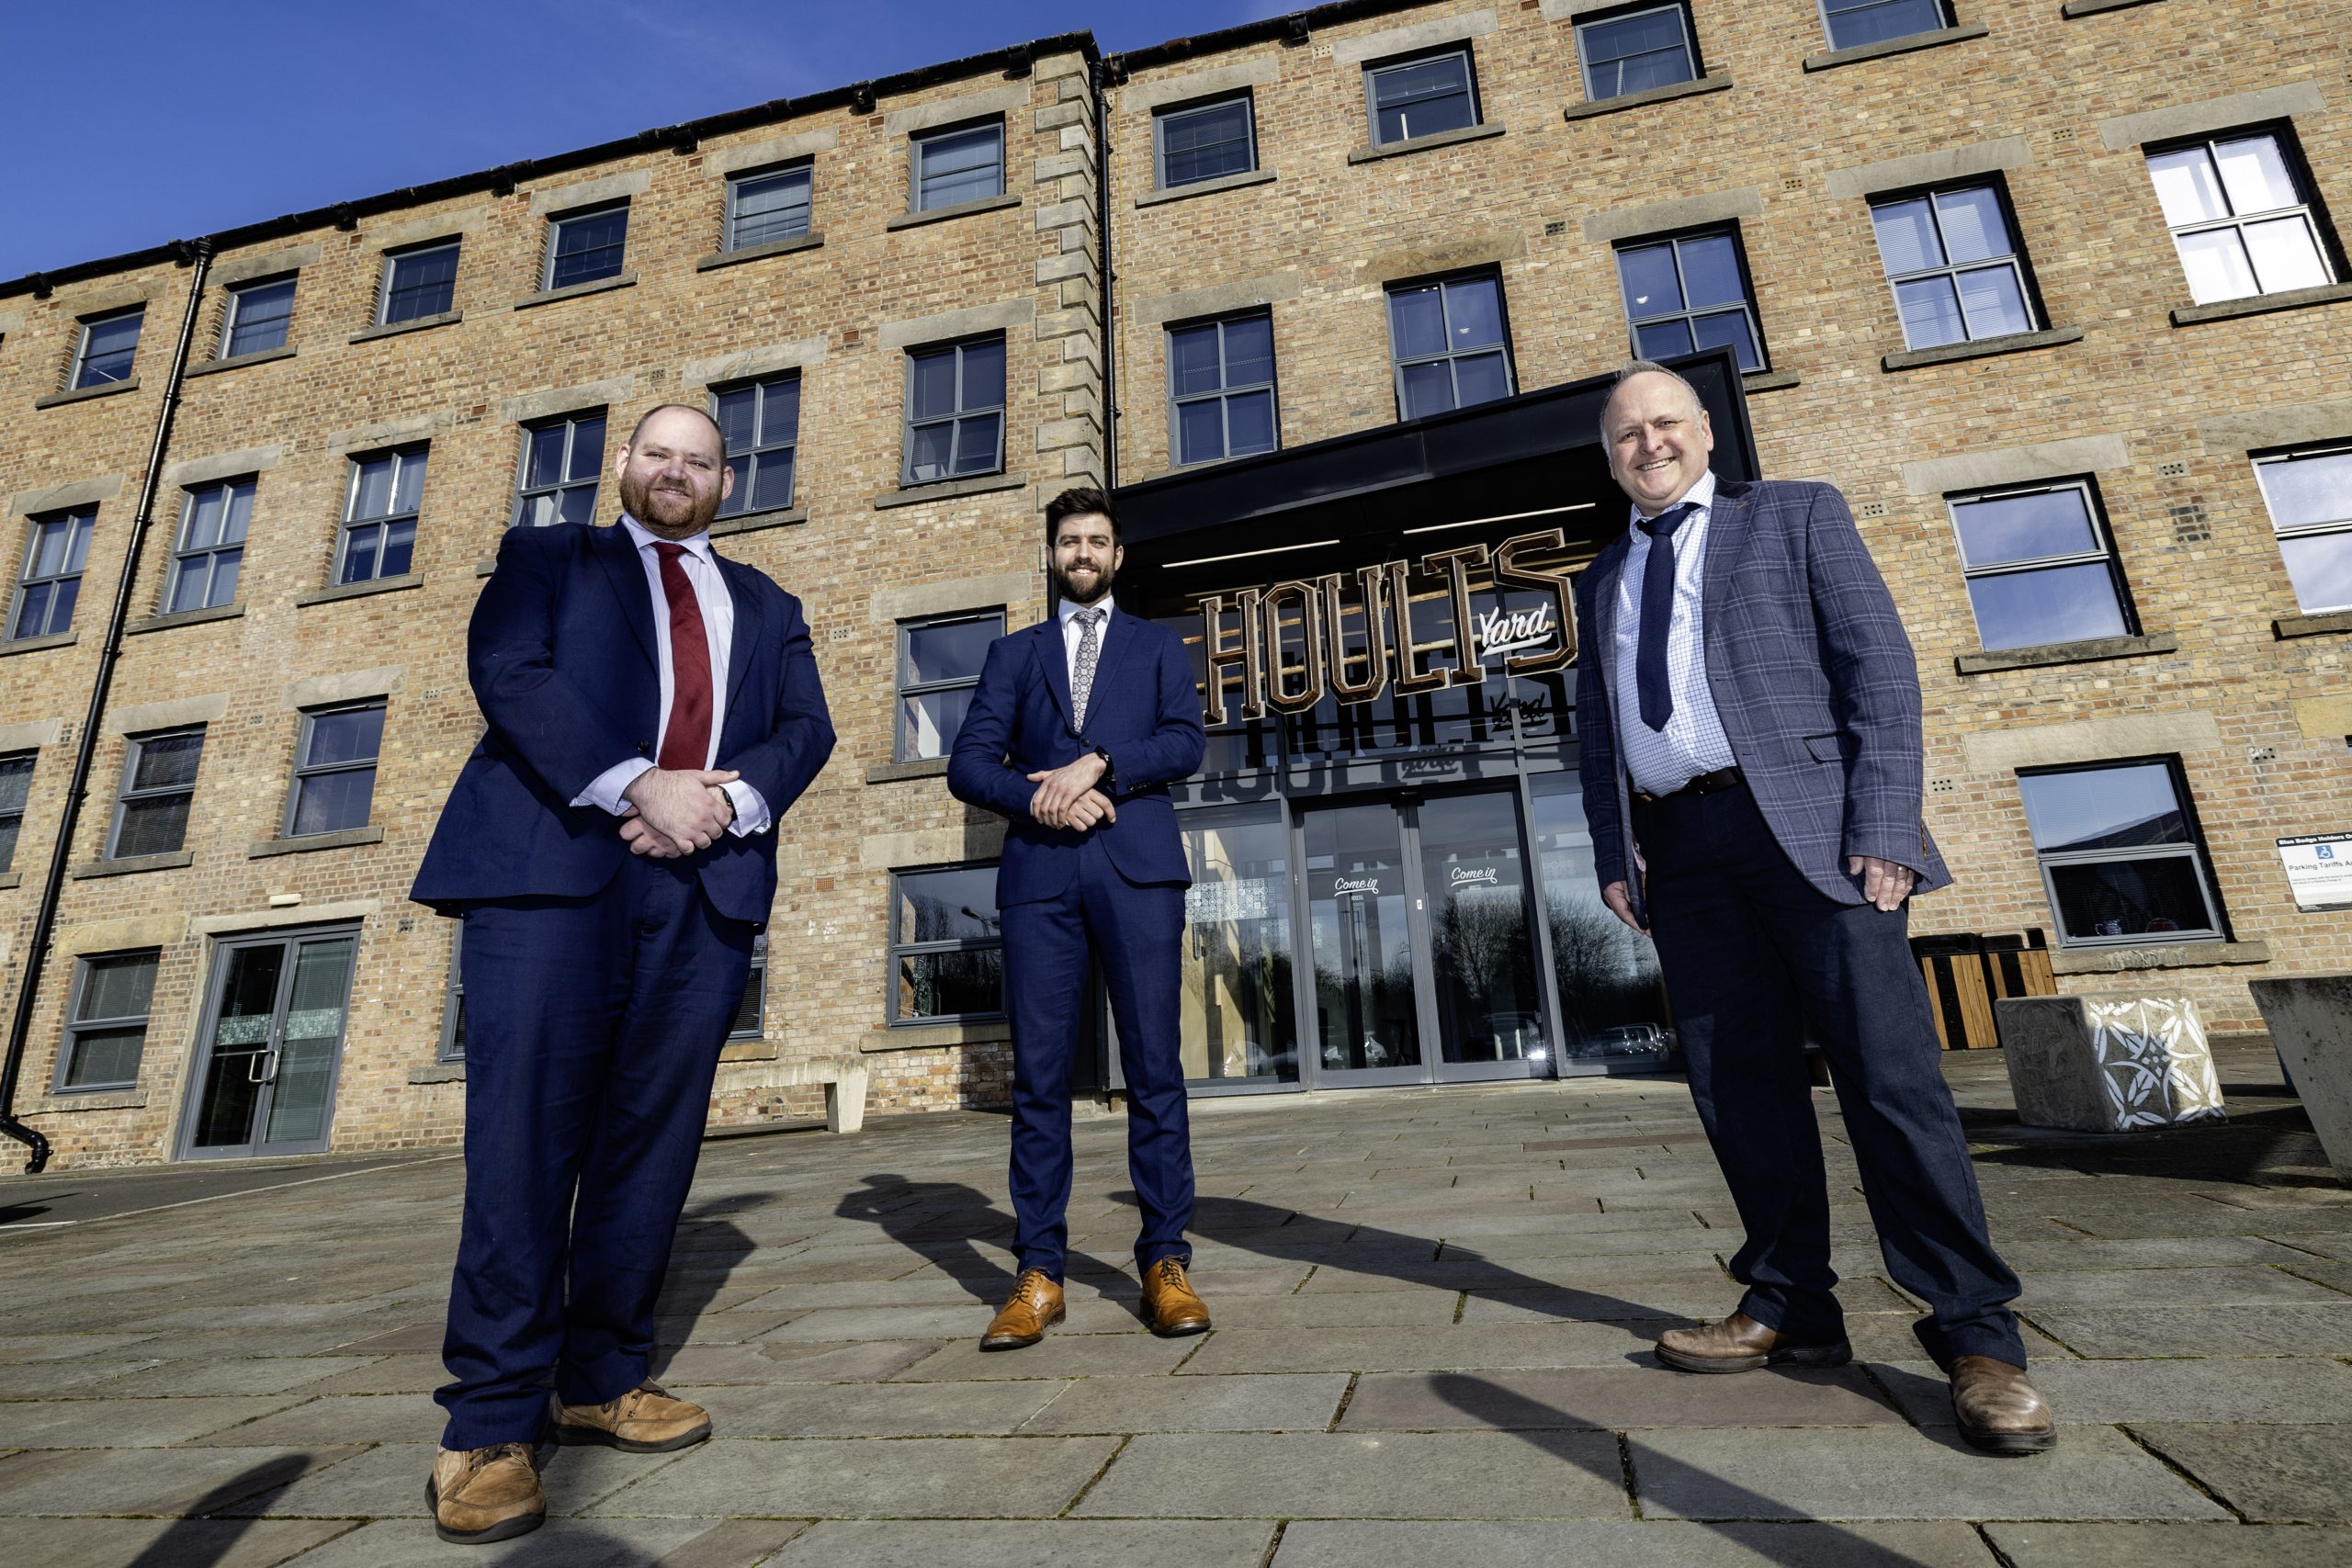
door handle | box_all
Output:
[247,1048,280,1085]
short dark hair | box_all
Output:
[628,402,727,452]
[1045,486,1119,545]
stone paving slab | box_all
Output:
[300,1352,449,1395]
[771,1519,1277,1566]
[888,1331,1202,1381]
[2128,1423,2352,1521]
[1018,1372,1352,1433]
[1272,1519,2001,1567]
[0,1358,164,1397]
[1074,1430,1632,1518]
[1988,1236,2327,1270]
[1457,1279,1911,1324]
[1871,1357,2352,1425]
[2013,1267,2348,1308]
[1340,1366,1905,1430]
[589,1436,1120,1518]
[760,1299,1137,1342]
[224,1441,684,1518]
[0,1443,367,1515]
[0,1334,162,1363]
[4,1516,358,1567]
[276,1516,777,1566]
[1192,1290,1460,1328]
[2022,1303,2352,1357]
[1,1393,312,1448]
[101,1355,388,1398]
[195,1392,446,1447]
[1179,1321,1674,1374]
[703,1376,1065,1436]
[1984,1522,2352,1566]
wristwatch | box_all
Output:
[1091,746,1116,795]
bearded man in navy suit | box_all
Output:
[948,487,1209,1350]
[1572,364,2054,1454]
[410,405,833,1542]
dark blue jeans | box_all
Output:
[1636,781,2027,1369]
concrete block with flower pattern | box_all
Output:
[1994,992,2226,1134]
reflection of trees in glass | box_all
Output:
[1193,915,1295,1077]
[1433,888,1537,1061]
[898,948,1003,1020]
[1547,893,1665,1041]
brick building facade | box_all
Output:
[2,0,2346,1168]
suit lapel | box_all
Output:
[1033,615,1076,729]
[592,521,661,671]
[714,552,762,721]
[1699,479,1749,671]
[1586,533,1631,696]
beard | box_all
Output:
[618,468,720,535]
[1053,558,1116,606]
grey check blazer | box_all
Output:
[1572,476,1951,917]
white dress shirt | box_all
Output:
[572,513,770,835]
[1610,469,1737,796]
[1059,592,1114,691]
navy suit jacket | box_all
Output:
[411,521,835,924]
[946,608,1205,905]
[1573,477,1951,916]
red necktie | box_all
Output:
[652,542,713,770]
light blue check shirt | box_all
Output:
[1611,469,1737,795]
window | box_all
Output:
[544,202,629,290]
[1947,479,2133,650]
[2255,445,2352,614]
[1577,6,1699,100]
[2146,130,2335,306]
[1156,95,1257,188]
[911,120,1004,212]
[897,611,1003,761]
[57,951,159,1091]
[338,446,426,584]
[1615,229,1766,370]
[729,932,769,1041]
[903,336,1006,485]
[714,374,800,516]
[287,702,385,838]
[1819,0,1950,51]
[1386,273,1514,420]
[727,164,813,250]
[1169,312,1279,466]
[0,750,31,871]
[439,925,466,1062]
[889,863,1004,1022]
[165,480,253,615]
[1871,183,2038,349]
[221,276,295,358]
[2018,761,2225,946]
[10,509,94,641]
[1365,48,1479,145]
[72,307,142,388]
[108,727,204,859]
[379,241,459,325]
[513,412,607,527]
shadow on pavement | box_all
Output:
[832,1174,1118,1303]
[124,1452,315,1568]
[649,1208,755,1377]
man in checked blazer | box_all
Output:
[1572,364,2054,1454]
[948,487,1210,1350]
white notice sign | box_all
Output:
[2278,834,2352,910]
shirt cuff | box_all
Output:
[723,779,771,837]
[573,756,654,816]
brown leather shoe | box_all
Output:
[427,1443,543,1544]
[980,1267,1065,1350]
[1140,1256,1212,1337]
[1655,1310,1851,1374]
[551,1380,712,1453]
[1950,1355,2057,1455]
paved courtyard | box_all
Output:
[2,1041,2347,1567]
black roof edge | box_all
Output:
[0,31,1098,303]
[1107,0,1446,75]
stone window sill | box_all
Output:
[1803,23,1990,73]
[1883,326,2082,372]
[2048,936,2270,975]
[512,271,638,310]
[710,506,808,538]
[1348,120,1505,164]
[475,558,499,578]
[186,345,296,378]
[408,1061,466,1084]
[0,871,20,891]
[1136,169,1276,208]
[864,1017,1014,1052]
[1,632,79,658]
[1563,74,1734,122]
[720,1040,779,1064]
[874,471,1025,510]
[2171,282,2352,328]
[34,1089,147,1113]
[887,193,1023,231]
[297,573,424,607]
[2063,0,2165,16]
[72,850,194,879]
[1954,631,2177,674]
[36,377,141,410]
[865,757,950,784]
[249,825,384,858]
[126,603,244,637]
[1742,367,1801,394]
[350,310,464,344]
[2275,609,2352,639]
[696,232,825,270]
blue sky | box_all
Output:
[0,1,1293,279]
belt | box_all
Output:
[1632,765,1742,808]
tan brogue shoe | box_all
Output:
[980,1267,1066,1350]
[426,1443,543,1545]
[1140,1256,1212,1337]
[1950,1356,2057,1455]
[1655,1310,1852,1374]
[552,1381,712,1453]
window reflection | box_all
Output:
[1181,809,1299,1082]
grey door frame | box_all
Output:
[175,921,361,1162]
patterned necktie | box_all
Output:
[1634,501,1698,734]
[652,542,713,769]
[1070,607,1104,729]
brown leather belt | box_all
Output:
[1632,765,1743,808]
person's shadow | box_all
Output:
[833,1174,1124,1303]
[647,1207,756,1375]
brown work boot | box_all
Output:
[1950,1356,2057,1455]
[980,1267,1066,1350]
[551,1380,712,1453]
[1656,1310,1851,1374]
[1140,1256,1212,1337]
[426,1443,542,1545]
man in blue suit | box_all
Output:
[1572,364,2054,1454]
[411,405,834,1541]
[948,487,1209,1349]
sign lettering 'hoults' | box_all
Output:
[1196,529,1577,725]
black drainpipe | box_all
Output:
[0,236,213,1174]
[1094,56,1118,491]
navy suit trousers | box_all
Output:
[1636,782,2027,1369]
[435,855,753,1449]
[1000,834,1194,1280]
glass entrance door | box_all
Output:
[180,928,358,1160]
[1418,790,1549,1077]
[1528,773,1676,1074]
[1303,802,1426,1084]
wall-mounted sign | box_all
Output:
[2278,834,2352,910]
[1198,529,1577,725]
